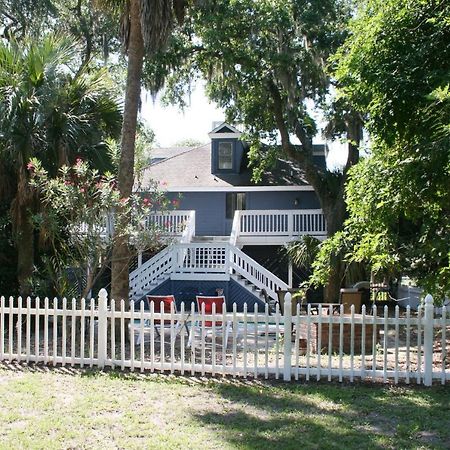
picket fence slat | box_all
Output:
[0,291,448,385]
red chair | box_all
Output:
[188,296,232,348]
[132,295,181,345]
[146,295,177,327]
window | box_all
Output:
[218,142,233,170]
[226,193,246,219]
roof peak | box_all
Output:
[208,122,242,138]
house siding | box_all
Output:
[167,189,321,236]
[246,191,320,210]
[167,192,227,235]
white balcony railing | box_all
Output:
[144,210,194,237]
[233,209,327,244]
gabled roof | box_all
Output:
[138,143,322,192]
[208,122,242,139]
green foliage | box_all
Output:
[334,0,450,145]
[172,138,205,147]
[0,34,122,174]
[283,235,321,270]
[0,203,17,294]
[315,0,450,300]
[0,33,123,294]
[1,0,121,64]
[29,158,170,297]
[0,0,58,39]
[143,1,359,301]
[143,0,352,169]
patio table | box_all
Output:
[305,303,341,315]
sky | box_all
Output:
[141,83,224,147]
[141,83,349,170]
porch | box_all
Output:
[130,208,327,302]
[143,208,327,246]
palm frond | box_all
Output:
[284,235,321,269]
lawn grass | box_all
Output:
[0,363,449,449]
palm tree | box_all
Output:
[0,34,122,294]
[106,0,188,304]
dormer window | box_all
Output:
[209,122,243,175]
[218,142,233,169]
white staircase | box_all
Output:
[129,243,289,303]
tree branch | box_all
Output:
[267,78,325,191]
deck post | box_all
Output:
[283,292,293,381]
[288,259,293,288]
[97,288,108,369]
[423,294,434,386]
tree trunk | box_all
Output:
[318,116,362,302]
[12,167,35,296]
[16,202,34,296]
[111,0,144,307]
[321,192,347,302]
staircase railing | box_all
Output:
[179,211,196,243]
[129,246,174,300]
[172,243,229,277]
[229,246,288,301]
[130,242,289,302]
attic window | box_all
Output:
[218,142,233,169]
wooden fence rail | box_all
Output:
[0,291,448,385]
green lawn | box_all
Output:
[0,363,449,449]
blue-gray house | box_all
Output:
[130,122,327,310]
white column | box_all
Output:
[97,288,108,369]
[423,294,434,386]
[283,292,293,381]
[288,259,293,288]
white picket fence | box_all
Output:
[0,291,448,385]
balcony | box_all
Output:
[230,209,327,246]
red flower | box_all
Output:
[27,162,34,171]
[143,198,151,205]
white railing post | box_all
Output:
[423,294,434,386]
[97,288,108,369]
[191,210,196,237]
[288,259,293,288]
[283,292,292,381]
[287,212,293,238]
[225,243,231,274]
[230,210,241,245]
[172,245,179,272]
